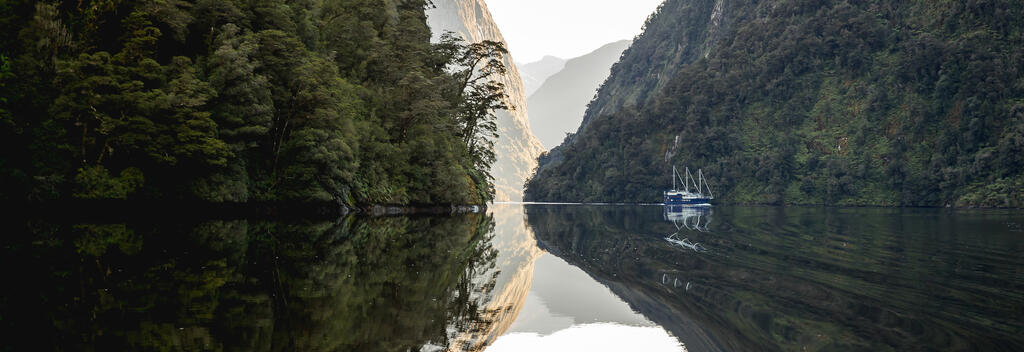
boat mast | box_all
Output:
[698,169,714,199]
[684,167,691,193]
[685,167,699,193]
[697,169,703,195]
[676,166,688,192]
[672,166,677,191]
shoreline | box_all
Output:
[5,200,488,221]
[512,201,1024,210]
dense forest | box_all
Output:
[526,0,1024,207]
[0,0,510,206]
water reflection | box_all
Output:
[665,206,712,253]
[521,205,1024,351]
[485,204,685,352]
[664,205,712,232]
[1,215,501,351]
[4,205,1023,351]
[450,204,544,349]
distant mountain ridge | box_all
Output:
[526,0,1024,207]
[427,0,546,201]
[527,40,630,149]
[517,56,566,97]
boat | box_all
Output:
[663,166,713,205]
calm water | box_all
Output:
[2,205,1022,351]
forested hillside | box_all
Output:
[0,0,508,206]
[526,0,1024,207]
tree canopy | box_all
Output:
[0,0,511,206]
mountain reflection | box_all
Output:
[524,205,1024,351]
[2,214,502,351]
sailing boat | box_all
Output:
[663,166,713,206]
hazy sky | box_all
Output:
[485,0,664,64]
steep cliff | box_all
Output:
[526,0,1024,207]
[428,0,546,201]
[527,40,630,149]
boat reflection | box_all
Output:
[663,205,712,232]
[665,234,707,253]
[664,206,712,253]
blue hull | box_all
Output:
[663,198,712,205]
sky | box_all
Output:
[485,0,665,64]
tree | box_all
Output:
[439,32,511,180]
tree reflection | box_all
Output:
[1,214,499,352]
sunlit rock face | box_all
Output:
[427,0,545,201]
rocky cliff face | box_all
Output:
[427,0,545,202]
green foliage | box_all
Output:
[527,0,1024,208]
[0,0,506,205]
[0,53,11,124]
[73,165,144,199]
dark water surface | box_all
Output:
[1,205,1022,351]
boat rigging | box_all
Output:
[663,166,713,205]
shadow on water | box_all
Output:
[524,205,1024,351]
[0,214,504,352]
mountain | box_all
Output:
[517,56,566,97]
[427,0,546,202]
[527,40,630,149]
[525,0,1024,207]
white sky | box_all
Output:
[485,0,665,64]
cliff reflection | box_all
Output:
[524,205,1024,351]
[1,214,503,351]
[450,204,544,349]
